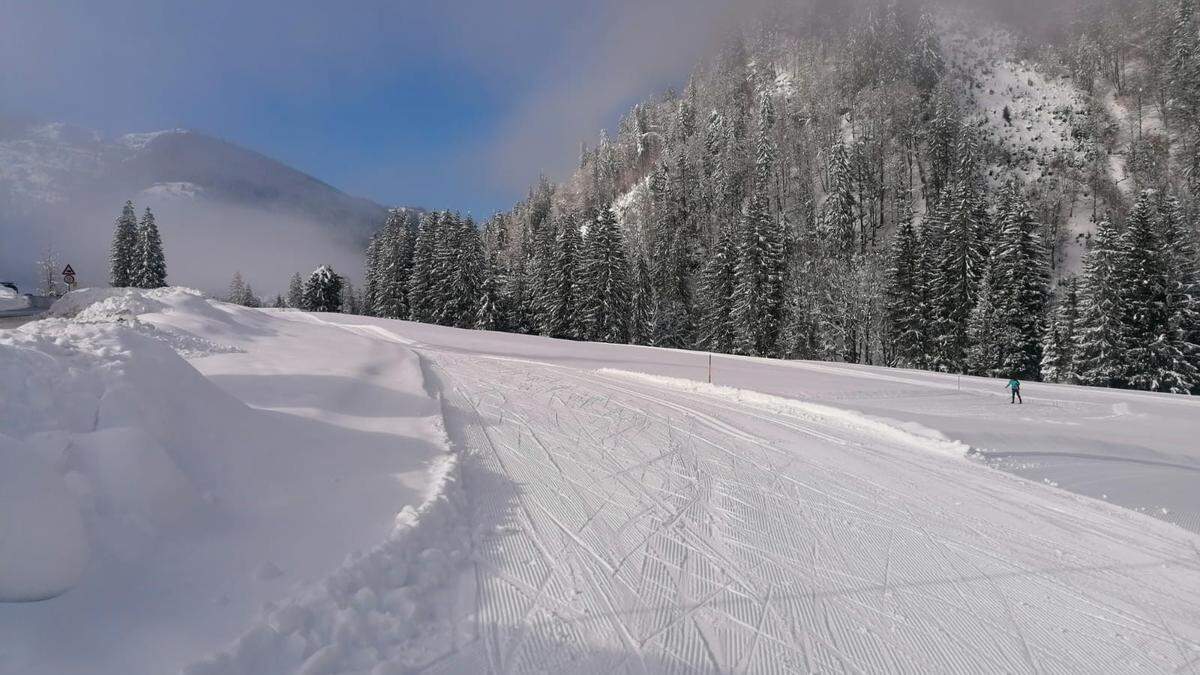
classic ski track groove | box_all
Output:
[411,346,1200,674]
[302,319,1200,674]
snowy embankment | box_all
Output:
[0,289,452,674]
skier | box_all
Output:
[1006,377,1022,404]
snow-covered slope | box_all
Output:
[193,315,1200,674]
[0,119,395,292]
[0,289,449,673]
[6,297,1200,673]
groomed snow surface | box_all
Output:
[3,290,1200,673]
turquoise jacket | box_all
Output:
[1007,379,1021,390]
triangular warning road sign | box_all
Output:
[62,264,75,276]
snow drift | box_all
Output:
[0,288,450,674]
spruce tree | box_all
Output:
[697,219,738,353]
[442,215,484,329]
[109,201,139,287]
[966,271,1002,376]
[302,265,343,313]
[928,130,989,373]
[363,232,382,317]
[287,273,304,309]
[630,256,654,346]
[1076,216,1129,387]
[341,280,359,315]
[578,206,631,343]
[732,92,786,357]
[1042,277,1081,384]
[408,213,441,324]
[475,250,508,333]
[991,182,1049,379]
[134,207,167,288]
[884,188,927,368]
[1122,191,1200,393]
[228,272,247,305]
[536,216,581,339]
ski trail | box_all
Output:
[421,352,1200,674]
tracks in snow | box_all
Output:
[423,351,1200,674]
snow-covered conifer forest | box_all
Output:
[362,0,1200,394]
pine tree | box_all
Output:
[630,256,654,346]
[1122,191,1200,393]
[1042,277,1081,384]
[134,207,166,289]
[286,273,304,309]
[442,215,484,329]
[302,265,343,313]
[909,5,946,91]
[577,206,631,343]
[884,188,927,368]
[363,232,382,317]
[109,201,139,287]
[991,182,1049,379]
[732,92,786,357]
[228,272,247,305]
[242,285,262,308]
[535,216,581,339]
[373,211,417,320]
[340,280,359,315]
[1076,216,1129,388]
[408,213,441,324]
[272,294,287,309]
[697,219,739,353]
[822,142,857,259]
[475,250,508,332]
[966,271,1002,375]
[925,86,959,202]
[928,131,989,372]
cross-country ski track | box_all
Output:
[309,314,1200,674]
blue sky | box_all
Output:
[0,0,744,217]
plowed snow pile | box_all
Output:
[0,288,450,674]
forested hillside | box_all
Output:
[363,0,1200,394]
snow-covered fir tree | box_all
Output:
[134,207,167,289]
[732,91,786,357]
[286,273,304,309]
[1076,216,1130,388]
[1042,277,1081,384]
[109,201,139,287]
[302,265,343,313]
[577,206,631,344]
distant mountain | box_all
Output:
[0,120,403,293]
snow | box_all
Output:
[192,314,1200,674]
[118,129,190,151]
[0,433,88,602]
[0,286,30,311]
[0,289,449,673]
[6,296,1200,672]
[140,180,204,200]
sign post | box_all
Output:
[62,265,77,292]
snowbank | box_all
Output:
[0,307,246,595]
[598,368,972,459]
[1,288,450,673]
[184,454,469,675]
[0,433,87,602]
